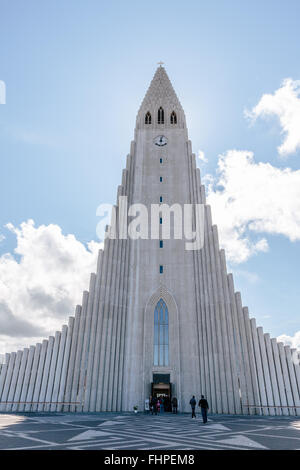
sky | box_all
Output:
[0,0,300,354]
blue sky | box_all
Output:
[0,0,300,352]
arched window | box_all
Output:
[145,111,151,124]
[158,107,164,124]
[154,299,169,366]
[170,111,177,124]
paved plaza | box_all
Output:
[0,412,299,450]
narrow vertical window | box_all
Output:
[154,299,169,366]
[160,158,163,163]
[160,240,163,248]
[145,111,151,124]
[160,196,163,203]
[160,176,163,182]
[158,107,164,124]
[170,111,177,124]
[160,265,163,274]
[160,217,162,224]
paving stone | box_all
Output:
[0,412,299,450]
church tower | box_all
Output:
[0,67,300,415]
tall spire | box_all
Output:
[140,66,182,109]
[136,66,186,129]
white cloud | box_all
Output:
[204,150,300,263]
[0,220,102,354]
[277,331,300,351]
[198,150,207,163]
[246,78,300,156]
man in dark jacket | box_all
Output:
[198,395,209,423]
[189,395,197,418]
[171,396,178,414]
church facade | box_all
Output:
[0,67,300,415]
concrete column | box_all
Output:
[194,173,209,402]
[188,156,204,404]
[103,232,122,412]
[227,274,247,414]
[264,334,281,415]
[44,331,61,411]
[18,346,35,412]
[70,291,89,411]
[12,348,29,412]
[57,317,74,411]
[108,239,125,410]
[111,240,127,411]
[100,232,119,411]
[113,177,130,412]
[271,338,289,416]
[204,206,222,413]
[51,325,68,411]
[0,352,16,411]
[25,343,42,412]
[119,149,137,411]
[219,251,241,414]
[63,306,81,411]
[90,240,110,411]
[235,295,255,414]
[200,207,217,413]
[83,253,103,412]
[198,245,211,402]
[278,342,295,415]
[250,319,267,414]
[0,356,9,403]
[37,337,54,411]
[207,214,227,413]
[6,350,23,411]
[77,274,96,411]
[291,348,300,406]
[116,225,131,411]
[0,364,8,401]
[256,327,274,415]
[103,196,123,411]
[96,238,114,411]
[243,308,261,415]
[104,238,120,411]
[212,226,235,414]
[284,345,300,416]
[120,151,136,411]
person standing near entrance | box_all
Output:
[151,396,157,415]
[156,398,160,414]
[189,395,197,418]
[160,397,164,413]
[198,395,209,423]
[172,396,178,414]
[149,396,153,415]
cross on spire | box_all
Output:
[157,61,164,66]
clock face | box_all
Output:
[154,135,168,147]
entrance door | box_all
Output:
[151,382,172,412]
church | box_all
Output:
[0,66,300,415]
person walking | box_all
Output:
[171,396,178,414]
[198,395,209,423]
[189,395,197,418]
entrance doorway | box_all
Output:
[151,374,172,412]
